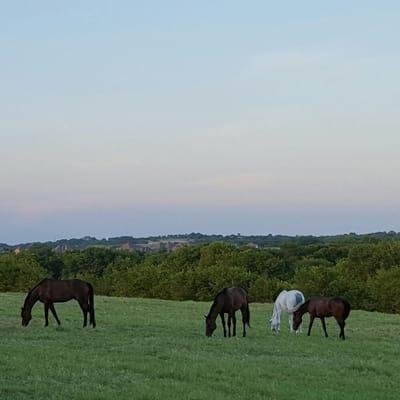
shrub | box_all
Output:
[294,265,339,298]
[369,267,400,313]
[249,276,289,303]
[0,254,46,292]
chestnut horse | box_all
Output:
[21,278,96,328]
[292,297,350,340]
[205,287,250,337]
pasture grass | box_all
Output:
[1,292,400,400]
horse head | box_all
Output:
[21,307,32,327]
[292,310,302,331]
[205,314,216,337]
[270,316,280,333]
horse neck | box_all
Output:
[208,296,223,320]
[272,302,281,322]
[297,300,310,316]
[23,287,39,312]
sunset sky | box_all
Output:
[1,1,400,243]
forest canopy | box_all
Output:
[2,238,400,314]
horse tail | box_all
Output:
[87,282,96,328]
[246,300,251,327]
[343,299,351,320]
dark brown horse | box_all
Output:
[21,278,96,328]
[292,297,350,340]
[205,287,250,337]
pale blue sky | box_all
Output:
[1,1,400,243]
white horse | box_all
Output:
[270,289,305,333]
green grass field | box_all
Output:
[1,293,400,400]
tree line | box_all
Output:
[1,239,400,313]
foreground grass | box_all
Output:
[1,293,400,400]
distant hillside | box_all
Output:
[2,231,400,253]
[0,243,12,252]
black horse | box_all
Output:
[205,287,250,337]
[21,278,96,328]
[293,296,350,340]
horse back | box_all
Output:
[309,296,350,319]
[222,287,248,312]
[37,279,89,302]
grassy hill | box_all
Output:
[1,293,400,400]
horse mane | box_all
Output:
[208,288,228,316]
[296,299,310,314]
[23,278,48,308]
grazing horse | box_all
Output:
[205,287,250,337]
[21,278,96,328]
[292,297,350,340]
[270,289,305,333]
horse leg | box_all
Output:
[89,299,96,328]
[220,313,227,337]
[227,314,232,337]
[232,313,237,337]
[320,317,328,338]
[341,321,346,340]
[78,300,88,327]
[337,319,345,340]
[289,313,294,333]
[239,306,249,337]
[49,303,61,325]
[307,315,315,336]
[241,307,247,337]
[276,310,281,333]
[44,303,49,327]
